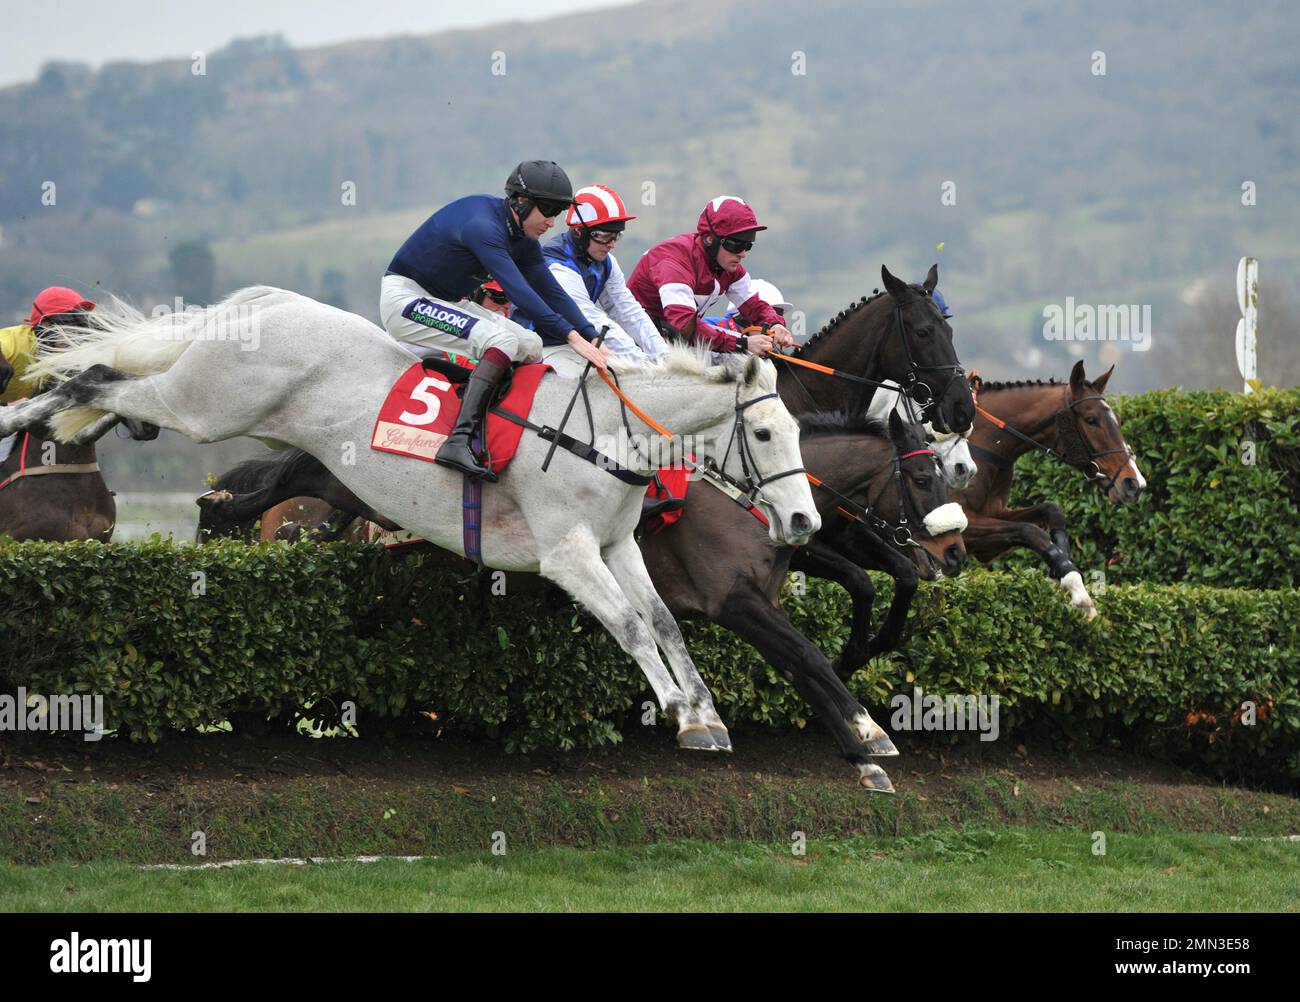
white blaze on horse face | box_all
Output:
[930,429,977,489]
[1124,444,1147,490]
[923,502,967,535]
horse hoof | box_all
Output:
[677,725,720,752]
[864,734,899,757]
[706,724,733,752]
[857,763,896,794]
[195,489,234,508]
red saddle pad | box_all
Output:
[371,361,551,474]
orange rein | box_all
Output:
[968,370,1006,429]
[596,368,674,439]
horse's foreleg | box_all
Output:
[837,526,920,661]
[539,529,714,751]
[963,513,1096,619]
[602,534,730,750]
[995,502,1071,559]
[714,589,896,790]
[790,536,877,680]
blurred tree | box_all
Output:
[320,268,349,310]
[1158,277,1300,390]
[169,241,216,306]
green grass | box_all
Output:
[4,828,1298,912]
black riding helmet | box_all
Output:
[505,160,576,224]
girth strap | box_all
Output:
[489,404,653,487]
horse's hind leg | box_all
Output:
[40,364,251,444]
[539,528,714,751]
[602,534,730,750]
[714,589,895,791]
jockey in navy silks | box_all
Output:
[540,184,670,375]
[381,160,609,481]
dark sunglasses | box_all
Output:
[485,290,510,306]
[719,236,754,253]
[588,229,622,245]
[533,198,571,219]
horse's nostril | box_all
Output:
[792,512,812,536]
[955,464,968,477]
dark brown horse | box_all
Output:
[956,360,1145,617]
[640,410,967,790]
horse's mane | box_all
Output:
[798,410,888,440]
[795,284,941,356]
[977,377,1064,392]
[609,341,752,385]
[211,448,314,493]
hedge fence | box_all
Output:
[2,539,1297,783]
[1006,386,1300,589]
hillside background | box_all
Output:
[0,0,1297,506]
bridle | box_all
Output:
[769,291,966,429]
[970,374,1129,494]
[807,446,940,548]
[608,373,804,516]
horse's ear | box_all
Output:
[743,353,762,388]
[881,265,909,301]
[922,264,939,294]
[1092,364,1114,395]
[887,409,909,449]
[1068,359,1087,393]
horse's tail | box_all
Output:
[28,285,293,383]
[32,286,296,440]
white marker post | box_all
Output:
[1236,256,1258,394]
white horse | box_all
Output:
[866,378,977,489]
[11,287,822,752]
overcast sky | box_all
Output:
[1,0,634,87]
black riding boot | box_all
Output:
[435,357,508,482]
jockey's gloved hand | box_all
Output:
[567,330,609,373]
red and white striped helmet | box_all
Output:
[566,184,637,228]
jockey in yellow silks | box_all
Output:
[0,286,96,405]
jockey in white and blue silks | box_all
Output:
[540,184,669,376]
[380,160,610,481]
[702,278,793,334]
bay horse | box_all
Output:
[0,424,115,541]
[957,360,1146,617]
[0,347,157,542]
[11,287,821,753]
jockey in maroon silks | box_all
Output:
[627,195,795,356]
[628,197,796,530]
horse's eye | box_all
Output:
[916,478,931,490]
[1085,416,1099,426]
[755,427,771,442]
